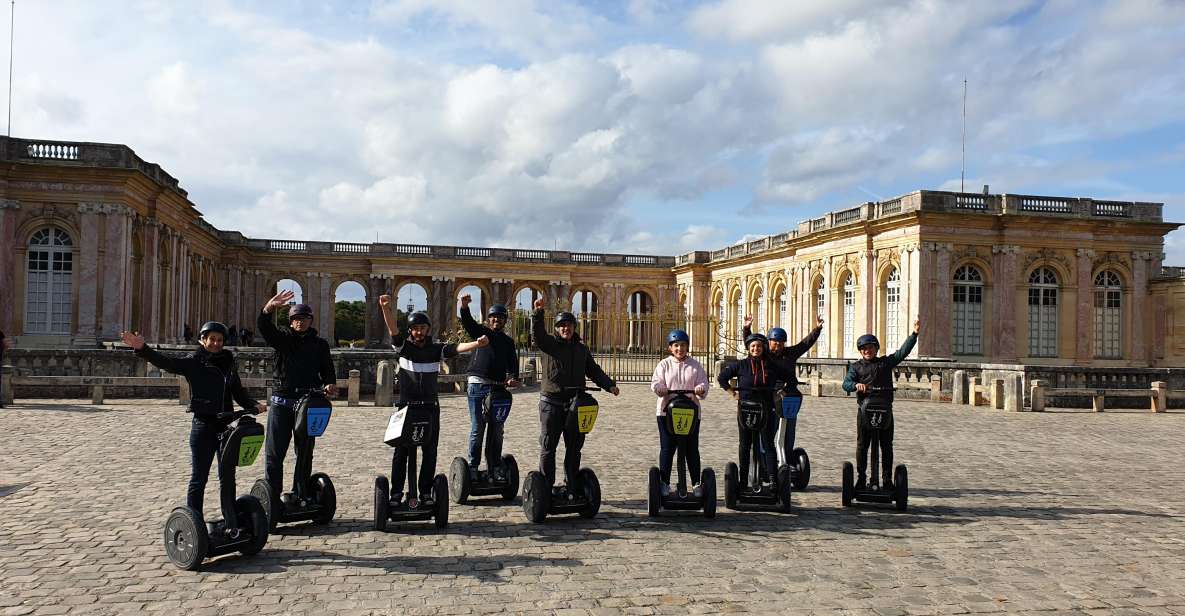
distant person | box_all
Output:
[227,324,239,346]
[183,324,193,344]
[241,328,254,347]
[0,329,9,408]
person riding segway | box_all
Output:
[450,294,522,504]
[373,297,488,530]
[717,333,799,513]
[648,330,715,518]
[522,298,620,523]
[253,291,339,530]
[121,324,270,570]
[840,320,920,511]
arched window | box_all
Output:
[1094,271,1122,359]
[952,265,983,355]
[776,285,787,328]
[733,290,744,357]
[25,227,74,334]
[884,268,900,346]
[814,278,827,357]
[1028,267,1059,357]
[842,274,856,357]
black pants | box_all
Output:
[657,416,701,487]
[739,406,780,486]
[264,400,315,497]
[390,413,441,498]
[188,417,232,514]
[856,420,894,483]
[539,398,586,487]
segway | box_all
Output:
[841,387,908,511]
[163,410,269,570]
[251,388,336,530]
[375,400,449,530]
[775,392,811,491]
[522,386,603,523]
[450,384,520,504]
[723,386,793,513]
[648,390,716,518]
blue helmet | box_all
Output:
[667,329,690,345]
[856,334,880,350]
[767,327,788,342]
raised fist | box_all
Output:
[460,294,472,307]
[533,298,545,310]
[379,294,392,308]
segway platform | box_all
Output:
[841,461,908,511]
[251,390,337,528]
[522,468,601,522]
[723,391,793,513]
[647,392,716,518]
[374,473,449,530]
[450,454,520,503]
[374,401,449,530]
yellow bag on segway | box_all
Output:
[663,395,699,437]
[568,392,600,434]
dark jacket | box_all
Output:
[742,324,822,394]
[460,306,519,382]
[842,332,919,404]
[257,310,336,396]
[531,308,615,399]
[717,353,797,403]
[135,345,257,419]
[390,331,458,405]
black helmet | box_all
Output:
[408,311,431,327]
[554,311,577,326]
[289,304,313,319]
[744,333,768,348]
[667,329,690,345]
[856,334,880,350]
[199,321,229,339]
[767,327,788,342]
[487,304,509,318]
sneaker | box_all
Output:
[855,476,867,491]
[692,483,703,498]
[390,492,405,509]
[491,467,506,483]
[659,483,671,497]
[760,481,775,493]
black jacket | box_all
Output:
[257,310,336,395]
[531,308,615,399]
[135,345,257,419]
[717,353,797,403]
[459,306,519,382]
[842,332,919,404]
[741,324,822,394]
[390,332,458,405]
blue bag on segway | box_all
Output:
[778,394,803,420]
[484,387,513,424]
[295,391,333,438]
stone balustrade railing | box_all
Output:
[2,136,187,197]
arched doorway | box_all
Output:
[333,280,367,346]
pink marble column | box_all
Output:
[915,243,937,358]
[100,205,133,340]
[1131,251,1152,365]
[899,245,915,356]
[932,243,953,359]
[319,273,334,336]
[75,203,104,342]
[861,249,875,335]
[1074,249,1096,364]
[0,200,21,333]
[142,221,161,340]
[992,245,1020,362]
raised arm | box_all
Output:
[583,350,619,395]
[530,300,561,355]
[377,294,407,350]
[842,363,859,393]
[458,296,487,339]
[258,290,294,349]
[455,335,490,354]
[886,320,920,368]
[122,331,192,375]
[741,314,752,340]
[786,317,824,360]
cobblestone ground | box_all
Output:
[1,385,1184,615]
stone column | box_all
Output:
[1131,251,1153,365]
[1074,248,1096,364]
[101,205,134,340]
[367,274,392,347]
[933,243,953,359]
[0,200,21,333]
[75,203,105,343]
[142,220,161,340]
[319,273,334,337]
[821,259,832,358]
[860,249,875,336]
[430,276,456,331]
[490,278,514,308]
[546,280,571,311]
[992,244,1021,362]
[899,244,916,357]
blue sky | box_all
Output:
[9,0,1185,278]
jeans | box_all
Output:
[538,398,586,487]
[187,417,228,513]
[657,415,701,487]
[466,383,505,469]
[856,417,894,484]
[390,413,441,497]
[264,400,315,497]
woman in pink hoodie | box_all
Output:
[650,330,710,497]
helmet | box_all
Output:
[744,333,768,348]
[408,311,431,328]
[554,312,577,326]
[486,304,509,318]
[289,304,313,319]
[767,327,788,342]
[856,334,880,350]
[667,329,690,345]
[198,321,229,339]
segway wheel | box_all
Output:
[250,479,278,531]
[776,465,793,513]
[522,471,548,523]
[235,495,269,557]
[647,466,662,518]
[501,454,520,502]
[841,462,854,508]
[724,462,739,510]
[449,457,470,504]
[309,473,337,524]
[894,465,909,512]
[433,474,449,529]
[791,448,811,490]
[373,476,390,532]
[577,468,601,519]
[701,468,717,519]
[163,506,208,571]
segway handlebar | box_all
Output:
[663,389,699,395]
[563,385,603,392]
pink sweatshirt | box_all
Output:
[650,355,710,416]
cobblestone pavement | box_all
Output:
[2,385,1184,615]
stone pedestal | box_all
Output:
[990,379,1004,410]
[1151,381,1167,413]
[1029,379,1047,412]
[375,360,394,407]
[1004,375,1024,412]
[952,370,967,405]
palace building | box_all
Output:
[1,136,1181,368]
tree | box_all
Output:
[334,300,365,344]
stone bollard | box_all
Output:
[348,370,361,407]
[952,370,967,405]
[1030,379,1046,412]
[375,360,394,407]
[92,385,105,405]
[810,373,822,397]
[1151,381,1168,413]
[990,378,1004,410]
[524,358,537,385]
[1005,374,1024,412]
[178,375,191,406]
[1,365,13,405]
[969,377,982,406]
[930,375,942,402]
[1093,391,1106,413]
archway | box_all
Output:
[571,289,600,348]
[395,282,429,333]
[272,278,304,325]
[333,280,367,346]
[456,284,484,317]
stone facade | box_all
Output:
[1,136,1181,367]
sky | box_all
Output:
[8,0,1185,282]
